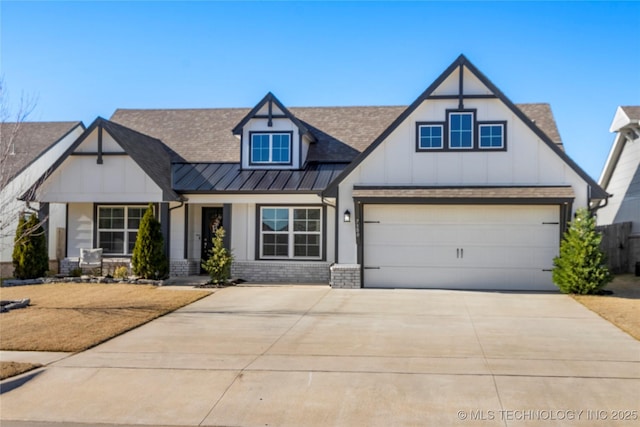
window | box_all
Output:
[250,132,292,164]
[479,123,505,149]
[97,206,147,255]
[260,207,322,259]
[449,112,473,149]
[417,124,444,150]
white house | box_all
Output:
[0,121,85,276]
[23,55,607,290]
[597,106,640,272]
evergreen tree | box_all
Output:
[201,227,233,284]
[131,204,169,279]
[12,213,48,279]
[552,208,612,294]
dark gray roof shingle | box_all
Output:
[1,121,82,188]
[111,103,563,163]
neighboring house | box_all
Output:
[0,121,85,276]
[22,55,607,290]
[597,106,640,272]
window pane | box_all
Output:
[263,233,288,257]
[100,231,124,254]
[262,208,289,232]
[449,113,473,149]
[251,134,270,162]
[479,125,503,148]
[128,231,138,253]
[419,125,443,149]
[128,207,145,229]
[271,134,290,163]
[99,207,125,229]
[294,234,320,257]
[293,209,321,232]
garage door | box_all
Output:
[363,204,559,290]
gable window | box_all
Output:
[97,205,147,255]
[417,123,444,150]
[479,123,506,149]
[250,132,292,164]
[448,112,473,149]
[260,206,322,259]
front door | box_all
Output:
[201,207,223,274]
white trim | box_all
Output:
[478,123,505,149]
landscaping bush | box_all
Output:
[12,213,48,279]
[131,204,169,279]
[114,266,129,279]
[552,208,612,294]
[201,227,233,284]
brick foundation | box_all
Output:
[231,261,331,283]
[170,259,200,276]
[329,264,361,288]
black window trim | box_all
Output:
[248,130,294,166]
[415,121,445,151]
[477,120,508,151]
[446,108,476,150]
[255,204,327,262]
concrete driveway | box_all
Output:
[1,285,639,426]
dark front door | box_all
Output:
[201,207,223,274]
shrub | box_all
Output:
[131,204,169,279]
[69,267,83,277]
[12,213,49,279]
[114,266,129,279]
[201,227,233,284]
[552,208,612,294]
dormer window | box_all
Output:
[250,131,293,165]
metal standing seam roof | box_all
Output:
[172,162,347,193]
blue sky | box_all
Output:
[1,1,639,181]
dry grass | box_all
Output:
[0,361,41,380]
[0,283,211,352]
[572,274,640,340]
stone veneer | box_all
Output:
[231,261,331,283]
[329,264,361,289]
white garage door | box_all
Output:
[363,204,560,290]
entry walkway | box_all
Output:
[2,286,639,426]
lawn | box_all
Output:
[572,274,640,340]
[0,283,211,379]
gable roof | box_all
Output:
[21,118,181,201]
[231,92,316,143]
[600,105,640,189]
[110,104,560,164]
[1,121,84,189]
[323,54,606,200]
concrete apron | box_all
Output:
[1,286,639,427]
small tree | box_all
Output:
[12,213,48,279]
[552,208,612,294]
[131,204,169,279]
[201,227,233,284]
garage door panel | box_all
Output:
[365,266,556,290]
[365,224,459,246]
[365,244,459,267]
[363,204,560,290]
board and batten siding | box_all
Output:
[33,127,164,203]
[0,125,84,263]
[336,98,591,265]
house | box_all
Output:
[21,55,607,290]
[597,106,640,272]
[0,121,85,277]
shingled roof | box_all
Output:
[0,121,83,188]
[110,103,562,163]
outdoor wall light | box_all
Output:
[344,209,351,222]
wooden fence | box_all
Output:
[596,222,633,274]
